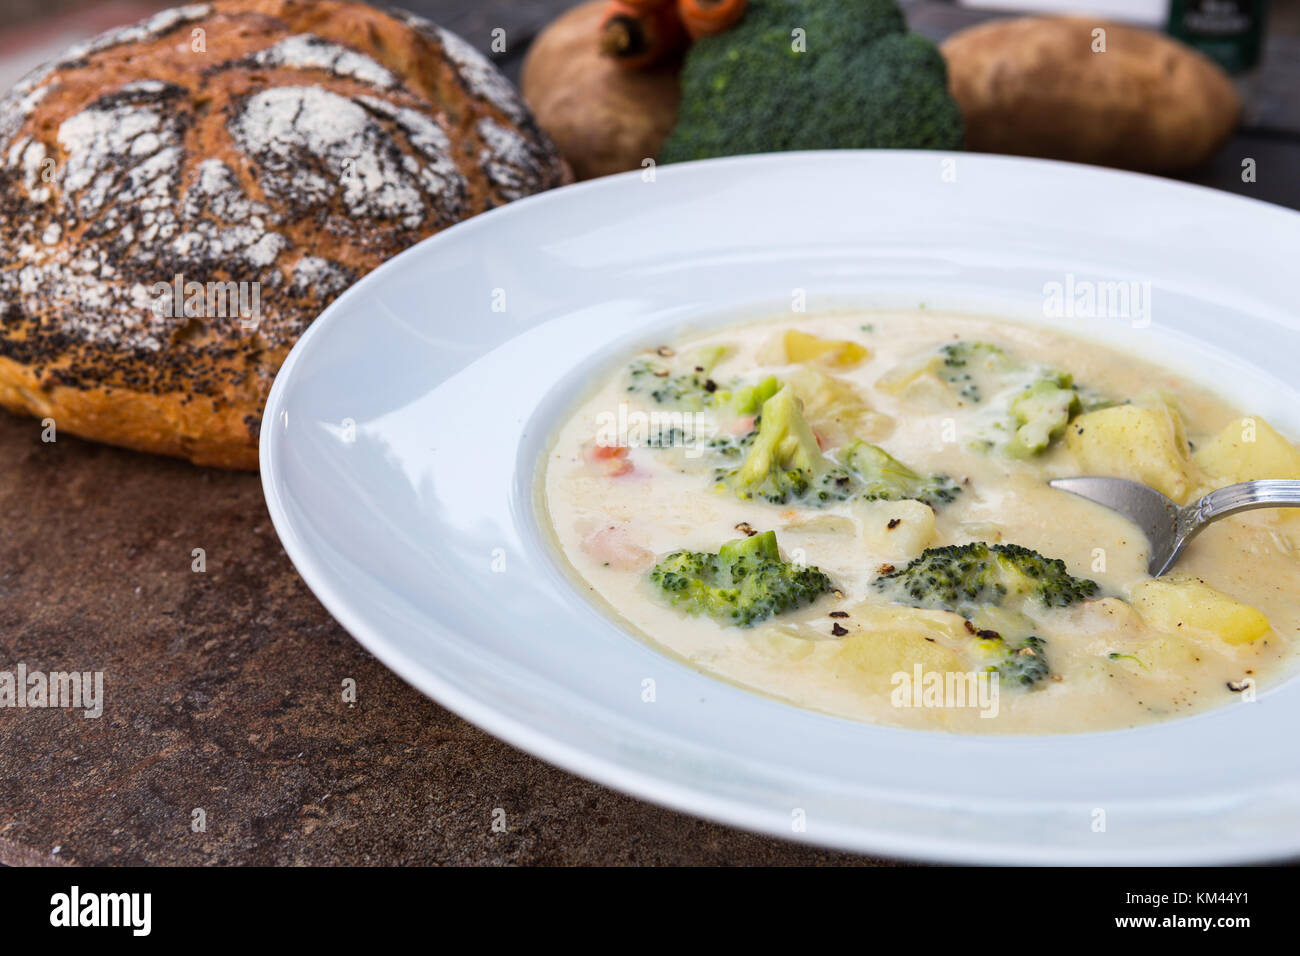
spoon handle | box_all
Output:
[1194,480,1300,525]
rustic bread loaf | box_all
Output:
[0,0,567,469]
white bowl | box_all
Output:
[261,151,1300,864]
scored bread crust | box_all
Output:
[0,0,567,469]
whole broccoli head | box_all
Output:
[873,542,1100,614]
[649,530,832,627]
[659,0,962,163]
[809,32,963,151]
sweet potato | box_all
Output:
[942,16,1240,172]
[522,1,682,181]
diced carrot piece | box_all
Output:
[590,443,629,461]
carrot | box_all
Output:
[677,0,747,39]
[599,1,688,70]
[587,442,635,476]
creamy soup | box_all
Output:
[541,312,1300,733]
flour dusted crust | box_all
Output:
[0,0,567,468]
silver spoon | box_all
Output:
[1049,477,1300,576]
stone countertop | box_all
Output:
[2,0,1298,866]
[0,0,876,868]
[0,414,872,865]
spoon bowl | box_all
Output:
[1050,477,1300,576]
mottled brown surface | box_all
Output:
[0,410,880,865]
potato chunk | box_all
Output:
[1133,576,1271,645]
[875,354,943,396]
[832,607,969,693]
[779,330,869,368]
[1195,416,1300,484]
[855,499,936,564]
[1107,634,1204,678]
[1065,403,1194,502]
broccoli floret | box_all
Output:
[659,0,961,164]
[718,386,825,504]
[1005,376,1082,458]
[937,341,1011,403]
[977,634,1051,688]
[874,543,1094,688]
[873,542,1100,614]
[732,375,781,415]
[929,341,1092,456]
[717,390,961,509]
[627,360,727,410]
[644,428,692,448]
[648,530,832,627]
[706,424,759,459]
[836,440,961,508]
[652,373,717,408]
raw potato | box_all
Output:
[1133,576,1271,645]
[942,16,1240,172]
[521,1,681,180]
[1195,416,1300,484]
[1066,403,1195,502]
